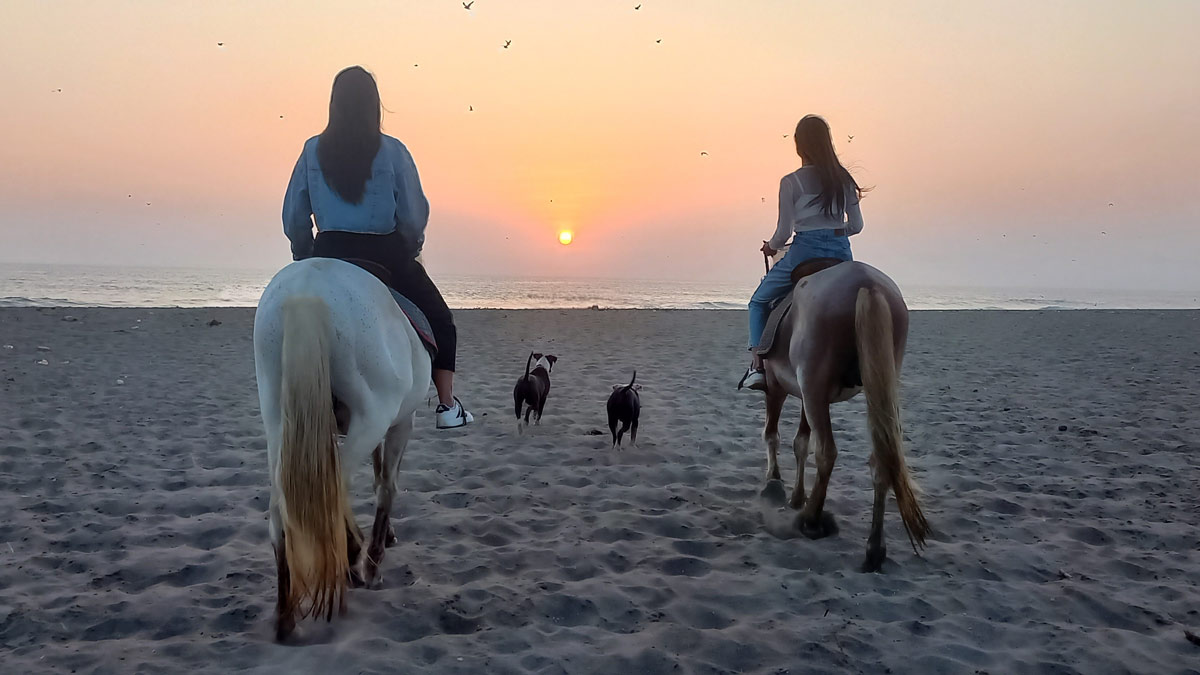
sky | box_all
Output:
[1,0,1198,291]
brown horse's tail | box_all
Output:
[855,286,928,551]
[278,297,350,621]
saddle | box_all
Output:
[788,257,847,285]
[755,258,861,389]
[340,257,438,357]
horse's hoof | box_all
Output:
[364,569,384,590]
[759,480,787,505]
[275,615,296,642]
[385,529,398,548]
[348,568,366,588]
[788,493,806,511]
[796,512,838,539]
[861,547,887,573]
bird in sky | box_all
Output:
[52,88,61,93]
[463,1,473,9]
[1108,202,1114,207]
[700,151,708,156]
[217,42,224,47]
[783,134,788,138]
[656,39,662,43]
[635,4,642,9]
[503,40,511,48]
[469,105,473,111]
[847,135,854,142]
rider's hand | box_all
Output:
[760,241,777,257]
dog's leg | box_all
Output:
[629,417,639,447]
[514,388,523,434]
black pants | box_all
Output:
[312,230,457,372]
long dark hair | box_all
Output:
[794,115,863,219]
[317,66,382,204]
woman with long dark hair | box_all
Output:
[739,115,865,391]
[282,66,472,428]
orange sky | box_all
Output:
[1,1,1198,290]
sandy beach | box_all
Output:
[1,307,1198,674]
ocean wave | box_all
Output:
[1,265,1197,310]
[0,296,91,308]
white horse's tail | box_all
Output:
[278,296,349,621]
[855,287,928,551]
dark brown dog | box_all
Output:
[606,370,641,448]
[513,352,557,433]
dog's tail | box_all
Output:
[525,351,534,378]
[625,370,637,390]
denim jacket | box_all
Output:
[282,134,430,260]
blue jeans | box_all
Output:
[748,229,853,350]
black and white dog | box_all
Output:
[606,370,642,448]
[513,352,557,433]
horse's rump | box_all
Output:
[327,256,437,357]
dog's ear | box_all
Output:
[546,355,557,371]
[612,384,623,391]
[532,352,543,361]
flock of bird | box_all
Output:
[47,1,1119,224]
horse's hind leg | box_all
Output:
[789,408,811,510]
[364,417,412,588]
[863,455,889,572]
[346,515,365,587]
[269,496,295,640]
[367,444,397,549]
[343,448,377,589]
[763,389,786,482]
[796,395,837,539]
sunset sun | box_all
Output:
[558,230,573,246]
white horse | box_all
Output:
[254,257,431,640]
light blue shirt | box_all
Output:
[282,134,430,260]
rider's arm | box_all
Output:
[392,141,431,254]
[844,189,864,236]
[282,147,314,260]
[767,175,795,251]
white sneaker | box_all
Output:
[737,368,767,392]
[435,397,474,429]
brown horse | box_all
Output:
[760,260,928,571]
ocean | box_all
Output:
[1,263,1197,311]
